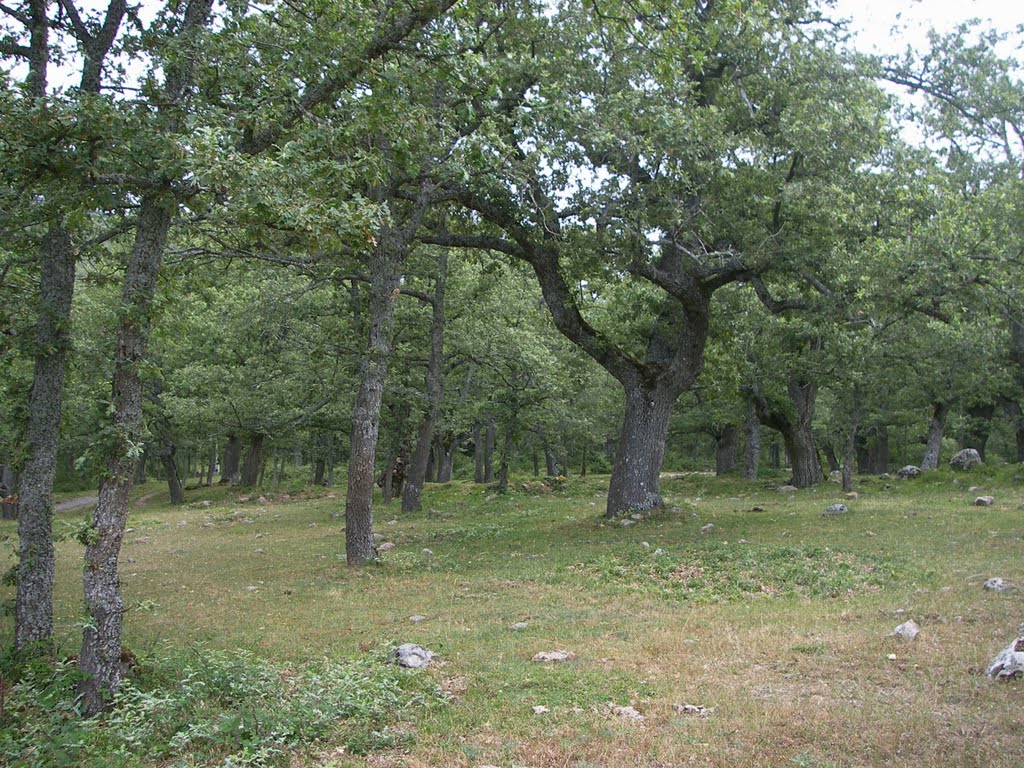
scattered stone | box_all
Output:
[421,548,434,556]
[700,523,715,534]
[620,519,635,527]
[392,643,434,669]
[879,473,892,480]
[738,539,750,544]
[244,585,258,592]
[674,703,712,717]
[325,492,337,499]
[777,485,799,493]
[630,513,643,521]
[821,504,849,517]
[975,496,995,507]
[257,495,268,504]
[845,492,859,500]
[387,519,398,525]
[653,548,665,555]
[670,506,684,514]
[887,653,898,661]
[751,505,765,512]
[409,615,427,623]
[986,637,1024,680]
[949,449,983,471]
[532,650,576,663]
[641,541,651,548]
[896,465,922,480]
[892,620,921,640]
[254,548,265,554]
[532,705,550,715]
[968,486,982,493]
[485,494,498,502]
[511,622,529,631]
[828,470,842,483]
[983,578,1011,592]
[177,520,188,527]
[372,533,385,543]
[608,704,645,722]
[377,541,396,552]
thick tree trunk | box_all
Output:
[921,402,948,470]
[220,433,242,484]
[435,433,458,483]
[314,454,326,486]
[742,406,760,480]
[134,450,147,484]
[964,403,995,461]
[80,194,174,714]
[16,224,75,652]
[159,441,185,504]
[749,377,821,487]
[473,424,484,483]
[605,381,676,518]
[780,423,821,487]
[714,424,738,476]
[403,248,447,511]
[239,433,264,486]
[2,463,18,521]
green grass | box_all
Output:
[2,470,1023,767]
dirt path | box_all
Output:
[55,496,98,512]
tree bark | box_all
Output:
[714,424,738,476]
[473,423,484,483]
[220,433,242,484]
[158,441,185,504]
[207,441,217,484]
[964,403,995,461]
[822,442,840,473]
[921,402,948,470]
[80,193,175,713]
[484,419,496,482]
[239,433,264,486]
[605,380,677,517]
[403,248,447,511]
[742,405,760,480]
[867,426,889,474]
[842,396,861,493]
[749,377,821,487]
[16,224,75,652]
[434,432,459,482]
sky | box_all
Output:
[832,0,1022,54]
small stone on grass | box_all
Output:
[892,620,921,640]
[532,650,575,663]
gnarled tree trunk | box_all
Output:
[239,433,264,486]
[742,405,760,480]
[16,224,75,652]
[159,441,185,504]
[749,377,822,488]
[714,424,738,476]
[220,433,242,484]
[921,402,948,470]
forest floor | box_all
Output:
[2,468,1023,767]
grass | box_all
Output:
[2,468,1023,767]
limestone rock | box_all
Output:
[983,578,1010,592]
[421,548,434,556]
[511,621,529,631]
[674,703,712,717]
[608,704,645,722]
[409,615,427,623]
[777,485,799,493]
[532,705,550,715]
[949,448,983,471]
[896,465,921,480]
[532,649,575,663]
[377,541,396,552]
[845,492,859,500]
[987,636,1024,680]
[892,620,921,640]
[821,503,849,517]
[700,523,715,534]
[975,496,995,507]
[392,643,434,669]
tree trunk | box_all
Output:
[605,381,676,518]
[2,462,18,521]
[159,441,185,504]
[134,450,147,484]
[714,424,738,476]
[921,402,948,470]
[327,433,335,486]
[742,405,760,480]
[1004,402,1024,464]
[314,454,326,486]
[80,193,175,714]
[780,422,821,487]
[496,429,514,492]
[207,440,217,484]
[540,425,559,477]
[220,433,242,484]
[484,419,496,482]
[822,442,840,473]
[581,444,588,478]
[239,433,264,486]
[749,377,821,487]
[473,423,484,483]
[346,230,404,565]
[402,248,447,511]
[842,396,861,493]
[16,224,75,652]
[964,403,995,461]
[435,433,458,482]
[868,426,889,474]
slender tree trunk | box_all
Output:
[484,419,495,482]
[532,449,539,477]
[16,224,75,652]
[159,441,185,504]
[769,441,781,470]
[220,433,242,484]
[315,454,326,486]
[496,429,514,492]
[207,440,217,484]
[822,442,840,473]
[921,402,948,470]
[346,230,404,565]
[473,424,484,483]
[2,463,18,521]
[403,248,447,511]
[714,424,738,476]
[80,194,174,713]
[540,425,559,477]
[605,380,676,518]
[742,406,760,480]
[239,434,264,486]
[436,433,458,482]
[327,434,335,486]
[134,450,147,484]
[581,444,588,478]
[842,397,861,493]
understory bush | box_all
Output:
[0,646,446,767]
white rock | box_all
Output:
[531,705,550,715]
[609,704,645,722]
[700,523,715,534]
[777,485,799,493]
[821,503,849,516]
[421,548,434,556]
[892,620,921,640]
[377,541,396,552]
[532,650,575,663]
[975,496,995,507]
[887,654,898,661]
[409,615,427,623]
[392,643,434,669]
[511,622,529,631]
[620,519,635,527]
[984,578,1010,592]
[674,703,712,717]
[987,636,1024,680]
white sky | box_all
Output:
[832,0,1022,54]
